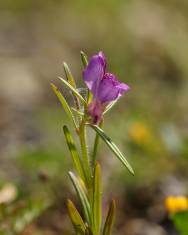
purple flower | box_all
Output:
[83,52,130,123]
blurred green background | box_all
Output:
[0,0,188,234]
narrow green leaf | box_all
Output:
[67,199,86,235]
[89,125,134,175]
[58,76,87,105]
[63,126,86,181]
[103,100,118,114]
[51,83,77,128]
[69,171,91,225]
[63,62,80,110]
[63,62,76,88]
[93,163,102,234]
[103,200,116,235]
[80,51,88,68]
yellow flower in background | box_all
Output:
[165,196,177,213]
[165,196,188,214]
[129,122,151,144]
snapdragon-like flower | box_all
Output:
[83,51,130,123]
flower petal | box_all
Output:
[97,73,130,103]
[83,52,106,96]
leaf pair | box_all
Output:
[68,164,113,235]
[68,191,115,235]
[51,53,88,128]
[67,173,96,235]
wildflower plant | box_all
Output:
[51,51,134,235]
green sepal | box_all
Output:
[69,171,92,226]
[63,125,86,181]
[58,76,87,106]
[67,199,86,235]
[103,200,116,235]
[93,163,102,235]
[89,124,134,175]
[51,83,77,128]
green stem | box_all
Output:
[79,121,92,187]
[79,121,96,231]
[91,119,103,168]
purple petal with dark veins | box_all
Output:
[83,52,106,97]
[97,73,130,103]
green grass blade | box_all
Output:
[80,51,88,68]
[69,171,92,225]
[58,76,87,105]
[103,200,116,235]
[51,83,77,128]
[93,163,102,234]
[89,125,134,175]
[67,199,86,235]
[63,125,86,181]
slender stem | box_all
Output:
[79,121,92,187]
[78,121,96,231]
[91,119,103,168]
